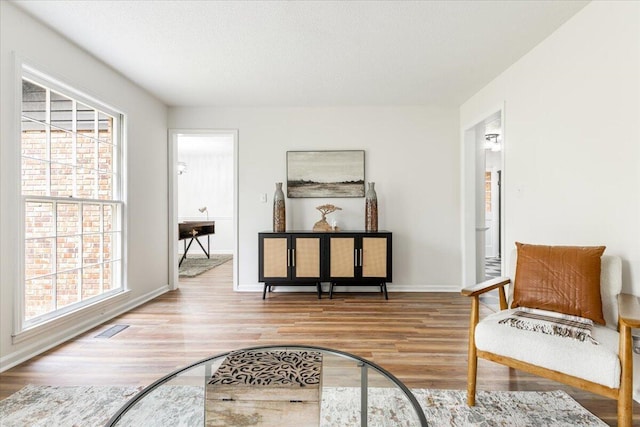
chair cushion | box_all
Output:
[476,309,620,389]
[512,243,606,324]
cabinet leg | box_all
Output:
[329,283,334,299]
[262,284,268,300]
[382,282,388,300]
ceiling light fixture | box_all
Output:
[485,133,501,152]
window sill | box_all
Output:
[12,289,131,344]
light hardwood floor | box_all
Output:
[0,260,638,426]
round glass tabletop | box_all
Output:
[106,345,428,426]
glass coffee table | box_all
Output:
[106,345,428,426]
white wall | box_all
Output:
[461,1,640,294]
[169,106,460,291]
[177,134,234,254]
[0,2,169,369]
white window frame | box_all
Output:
[15,64,126,336]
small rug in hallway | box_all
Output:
[179,254,232,277]
[0,384,606,426]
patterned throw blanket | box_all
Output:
[498,307,599,345]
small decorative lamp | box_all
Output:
[177,161,187,175]
[198,206,209,219]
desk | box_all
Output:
[179,221,215,266]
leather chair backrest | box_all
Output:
[507,250,622,329]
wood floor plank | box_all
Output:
[0,260,637,425]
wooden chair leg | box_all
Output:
[618,322,633,427]
[467,296,479,406]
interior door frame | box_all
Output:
[168,129,239,291]
[461,104,506,287]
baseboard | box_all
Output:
[0,285,170,373]
[236,283,460,293]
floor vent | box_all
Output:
[95,324,129,339]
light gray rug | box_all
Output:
[0,384,606,426]
[179,254,232,277]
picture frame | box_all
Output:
[286,150,365,198]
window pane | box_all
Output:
[25,276,54,320]
[103,204,115,232]
[56,203,80,236]
[51,130,73,165]
[82,265,101,299]
[77,168,97,199]
[57,235,80,271]
[50,163,73,197]
[77,135,97,169]
[22,80,46,122]
[83,234,101,266]
[22,119,48,161]
[56,270,80,308]
[98,111,113,143]
[22,157,48,196]
[77,103,95,138]
[98,173,113,200]
[98,141,114,173]
[103,232,121,261]
[25,237,54,279]
[25,202,54,239]
[50,91,73,132]
[82,204,101,233]
[103,261,120,291]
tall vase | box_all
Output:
[273,182,286,232]
[365,182,378,232]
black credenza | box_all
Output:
[258,230,392,299]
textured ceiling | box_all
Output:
[12,0,588,107]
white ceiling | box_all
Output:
[12,0,588,108]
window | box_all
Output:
[20,70,124,330]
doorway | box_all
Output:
[483,118,502,279]
[168,130,238,291]
[462,108,504,287]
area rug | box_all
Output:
[179,254,232,277]
[0,384,606,426]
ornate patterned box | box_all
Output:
[205,350,323,426]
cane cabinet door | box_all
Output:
[329,237,356,278]
[291,236,322,280]
[362,237,388,279]
[260,235,289,280]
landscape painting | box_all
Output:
[287,150,365,198]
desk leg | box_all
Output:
[179,238,195,267]
[194,237,210,258]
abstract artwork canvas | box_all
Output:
[286,151,365,198]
